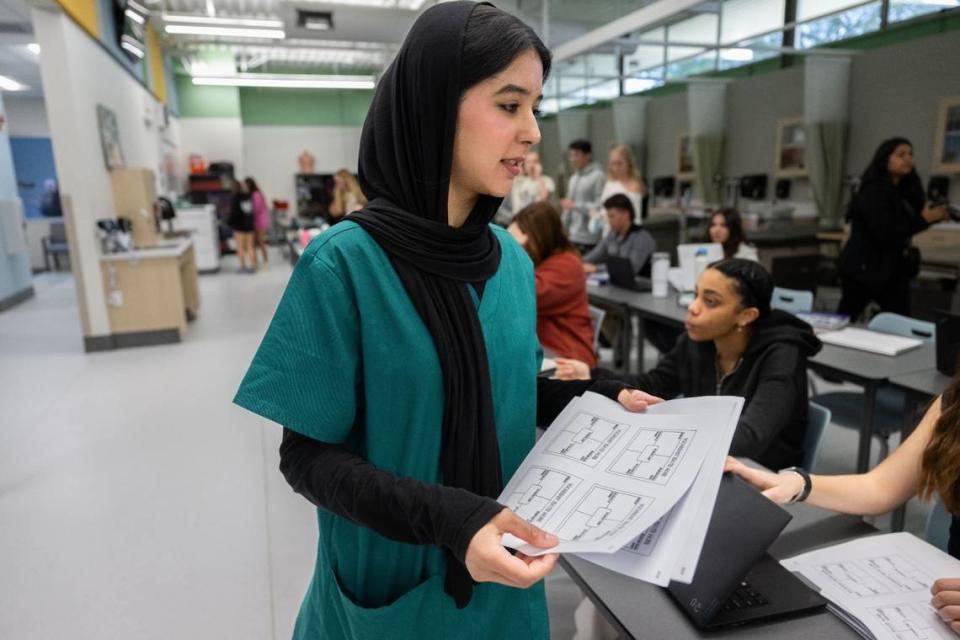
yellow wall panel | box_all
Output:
[146,23,167,104]
[56,0,99,39]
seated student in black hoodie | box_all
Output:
[555,258,822,470]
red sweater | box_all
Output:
[535,251,597,367]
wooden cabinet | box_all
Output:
[110,167,159,249]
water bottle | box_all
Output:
[651,252,670,298]
[693,247,709,287]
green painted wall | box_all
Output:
[238,88,373,126]
[175,75,241,118]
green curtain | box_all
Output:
[692,135,724,206]
[805,122,848,228]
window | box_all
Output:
[666,13,719,63]
[797,0,871,21]
[887,0,960,23]
[797,2,882,48]
[721,0,786,45]
[585,80,622,103]
[717,31,782,70]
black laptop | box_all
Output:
[605,256,652,292]
[667,474,827,629]
[936,310,960,376]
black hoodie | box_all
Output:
[595,310,822,470]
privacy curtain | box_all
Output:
[804,55,852,228]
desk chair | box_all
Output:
[772,287,814,314]
[813,313,936,466]
[42,221,70,271]
[925,495,951,553]
[588,305,606,356]
[802,402,831,472]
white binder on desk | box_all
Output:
[819,327,923,356]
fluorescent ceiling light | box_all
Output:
[192,73,375,89]
[122,39,145,59]
[720,48,754,61]
[0,74,28,91]
[125,9,146,24]
[162,13,284,28]
[165,25,285,38]
[27,43,40,55]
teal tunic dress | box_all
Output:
[234,221,549,639]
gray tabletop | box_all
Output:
[587,285,687,326]
[560,502,876,640]
[808,341,937,384]
[888,368,953,397]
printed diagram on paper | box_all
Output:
[782,532,960,640]
[872,604,943,640]
[622,514,670,557]
[498,393,717,555]
[819,556,932,598]
[509,467,581,528]
[555,486,653,542]
[545,412,626,467]
[607,429,693,484]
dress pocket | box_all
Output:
[330,567,444,639]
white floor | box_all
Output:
[0,253,933,639]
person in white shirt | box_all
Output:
[600,143,647,226]
[705,208,758,261]
[560,139,606,248]
[494,150,555,226]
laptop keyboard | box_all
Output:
[721,580,770,612]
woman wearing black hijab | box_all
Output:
[234,3,654,638]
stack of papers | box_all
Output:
[498,393,743,586]
[782,533,960,640]
[795,312,850,333]
[819,327,924,356]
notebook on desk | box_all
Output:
[818,327,924,356]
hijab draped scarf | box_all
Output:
[349,1,505,608]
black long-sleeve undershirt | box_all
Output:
[278,376,630,566]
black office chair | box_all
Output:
[42,222,70,271]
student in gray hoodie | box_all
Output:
[555,258,822,470]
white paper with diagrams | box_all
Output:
[498,392,728,555]
[781,532,960,640]
[574,395,744,585]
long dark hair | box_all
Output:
[708,258,774,319]
[859,137,924,209]
[460,3,552,93]
[243,177,260,194]
[705,208,746,259]
[513,201,576,266]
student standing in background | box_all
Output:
[245,177,270,266]
[838,137,949,319]
[329,168,367,223]
[601,143,646,225]
[560,139,605,249]
[228,179,256,273]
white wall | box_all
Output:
[33,6,177,340]
[0,91,33,304]
[4,96,50,137]
[241,125,362,213]
[178,117,244,178]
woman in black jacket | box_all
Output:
[838,137,949,319]
[556,259,822,470]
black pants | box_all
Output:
[837,277,910,321]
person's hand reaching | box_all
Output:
[932,578,960,636]
[465,508,558,588]
[554,357,591,380]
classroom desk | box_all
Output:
[559,500,876,639]
[808,341,936,473]
[586,284,687,373]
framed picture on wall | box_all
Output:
[774,117,807,178]
[96,104,125,170]
[676,131,694,180]
[933,96,960,174]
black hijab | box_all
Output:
[350,1,505,608]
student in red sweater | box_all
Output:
[508,202,597,367]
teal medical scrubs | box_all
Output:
[234,221,549,639]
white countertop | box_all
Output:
[100,237,194,262]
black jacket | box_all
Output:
[595,310,822,470]
[839,179,929,288]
